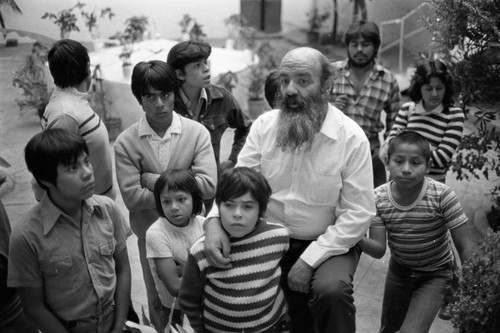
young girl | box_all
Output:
[145,169,205,332]
[179,167,290,333]
[359,131,472,333]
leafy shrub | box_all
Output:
[450,232,500,332]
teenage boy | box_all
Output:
[167,40,250,170]
[114,60,217,329]
[40,39,115,200]
[8,129,131,333]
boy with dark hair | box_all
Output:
[358,130,471,333]
[115,60,217,330]
[8,128,131,333]
[167,40,250,170]
[40,39,115,200]
[179,167,289,332]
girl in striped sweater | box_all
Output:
[381,59,464,183]
[179,167,290,333]
[359,131,472,333]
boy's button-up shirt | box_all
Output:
[329,60,400,141]
[236,105,375,268]
[7,194,128,321]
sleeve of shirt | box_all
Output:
[384,76,401,135]
[431,108,465,169]
[300,135,376,268]
[235,115,263,172]
[110,202,129,255]
[387,103,411,140]
[441,186,468,230]
[145,226,172,259]
[46,114,80,133]
[178,252,205,332]
[191,126,218,200]
[225,92,250,164]
[7,226,42,288]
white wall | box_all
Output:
[3,0,240,42]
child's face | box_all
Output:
[219,191,259,238]
[160,188,193,227]
[421,76,445,111]
[50,152,94,201]
[387,143,430,188]
[141,87,175,128]
[178,58,211,89]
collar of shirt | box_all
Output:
[179,87,208,115]
[319,104,342,141]
[138,112,182,139]
[40,194,103,235]
[415,100,443,114]
[53,86,88,101]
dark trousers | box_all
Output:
[280,239,360,333]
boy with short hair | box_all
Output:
[167,40,249,170]
[358,131,472,333]
[179,167,289,332]
[8,128,131,333]
[41,39,115,200]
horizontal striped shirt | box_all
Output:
[371,177,467,271]
[329,60,401,139]
[180,219,289,332]
[387,101,464,176]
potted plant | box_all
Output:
[306,5,331,44]
[189,22,206,42]
[179,14,193,41]
[88,64,122,140]
[80,4,114,40]
[41,2,85,39]
[224,14,248,49]
[12,42,52,118]
[449,231,500,332]
[424,0,500,232]
[119,15,149,77]
[217,71,238,93]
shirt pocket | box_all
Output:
[261,157,283,192]
[307,172,342,206]
[201,115,226,132]
[41,256,79,292]
[99,239,116,257]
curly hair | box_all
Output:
[407,60,455,109]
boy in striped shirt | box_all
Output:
[357,131,472,333]
[179,167,289,332]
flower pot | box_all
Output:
[247,98,270,122]
[104,117,122,141]
[122,64,133,79]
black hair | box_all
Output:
[166,40,212,72]
[264,70,280,108]
[407,59,454,109]
[344,20,381,55]
[48,39,90,88]
[25,128,89,190]
[215,167,272,219]
[387,130,431,161]
[131,60,179,105]
[153,169,204,218]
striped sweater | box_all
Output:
[179,219,290,333]
[371,177,468,271]
[41,87,115,198]
[387,101,464,177]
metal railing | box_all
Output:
[379,2,431,74]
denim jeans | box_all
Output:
[379,259,452,333]
[280,239,360,333]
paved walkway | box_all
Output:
[1,40,490,333]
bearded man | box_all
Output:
[330,20,400,187]
[201,47,375,333]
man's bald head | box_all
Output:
[280,47,333,89]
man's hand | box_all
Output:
[204,217,232,268]
[288,258,314,293]
[219,160,235,172]
[333,95,349,110]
